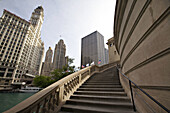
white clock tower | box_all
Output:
[30,6,44,37]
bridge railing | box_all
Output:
[4,63,116,113]
[5,66,92,113]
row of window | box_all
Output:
[4,13,29,28]
[0,72,12,77]
[0,28,26,62]
[0,25,27,38]
[0,68,14,72]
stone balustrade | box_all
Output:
[4,62,117,113]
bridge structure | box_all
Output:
[4,62,169,113]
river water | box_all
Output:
[0,93,35,113]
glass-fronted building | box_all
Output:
[81,31,106,67]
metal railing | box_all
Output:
[116,66,170,113]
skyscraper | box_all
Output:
[81,31,105,66]
[0,6,44,89]
[105,48,109,64]
[41,47,53,76]
[26,6,44,76]
[53,39,66,69]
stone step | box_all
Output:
[80,85,122,88]
[87,79,119,81]
[89,76,119,78]
[77,88,124,92]
[88,79,120,81]
[86,78,119,80]
[87,77,119,79]
[88,80,120,81]
[70,94,131,102]
[74,91,127,96]
[89,76,118,78]
[66,99,133,108]
[85,81,120,83]
[59,67,137,113]
[60,104,135,113]
[83,83,121,85]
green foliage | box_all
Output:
[68,58,74,65]
[51,68,63,80]
[33,57,76,88]
[51,58,75,81]
[33,75,53,88]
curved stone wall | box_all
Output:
[114,0,170,112]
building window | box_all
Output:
[5,80,9,82]
[8,69,14,72]
[6,73,12,77]
[4,83,8,85]
[0,68,6,71]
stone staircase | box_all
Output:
[59,67,136,113]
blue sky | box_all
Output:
[0,0,116,67]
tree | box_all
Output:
[68,58,74,65]
[51,68,63,80]
[51,58,75,81]
[33,57,76,88]
[33,75,53,88]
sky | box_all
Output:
[0,0,116,67]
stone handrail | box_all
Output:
[4,63,116,113]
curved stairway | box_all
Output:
[59,67,136,113]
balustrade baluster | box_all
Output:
[35,103,40,113]
[49,93,54,111]
[63,83,67,97]
[71,79,75,89]
[53,90,58,106]
[75,76,78,85]
[38,102,44,113]
[58,85,64,104]
[43,97,50,113]
[42,99,47,113]
[51,93,56,111]
[69,80,73,90]
[79,74,81,83]
[65,83,68,96]
[68,81,71,93]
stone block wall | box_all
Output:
[114,0,170,112]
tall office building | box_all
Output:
[41,47,53,76]
[81,31,105,66]
[0,6,44,89]
[53,39,66,69]
[105,48,109,64]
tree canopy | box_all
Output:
[33,58,75,88]
[33,75,53,88]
